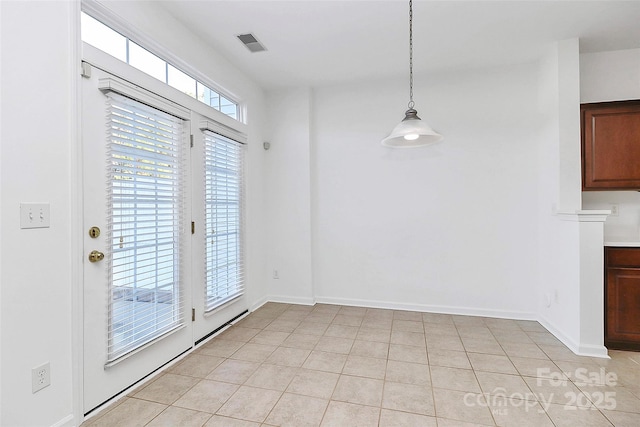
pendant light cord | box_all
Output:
[408,0,414,110]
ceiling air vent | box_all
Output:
[237,33,267,53]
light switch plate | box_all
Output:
[20,203,50,229]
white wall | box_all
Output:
[264,88,314,304]
[306,63,540,317]
[581,48,640,240]
[1,1,76,425]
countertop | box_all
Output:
[605,238,640,247]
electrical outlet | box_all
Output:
[273,269,279,279]
[32,362,51,393]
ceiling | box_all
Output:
[158,1,640,90]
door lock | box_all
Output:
[88,250,105,263]
[88,226,101,238]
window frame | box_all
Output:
[81,2,243,122]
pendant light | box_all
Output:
[382,0,443,148]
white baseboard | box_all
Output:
[51,414,75,427]
[538,316,610,359]
[313,296,537,321]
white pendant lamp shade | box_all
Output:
[383,0,442,148]
[381,108,443,148]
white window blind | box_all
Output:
[106,92,185,362]
[203,131,245,311]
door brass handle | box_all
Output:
[88,250,105,263]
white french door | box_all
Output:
[82,66,248,413]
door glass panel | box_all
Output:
[203,131,245,310]
[106,92,185,362]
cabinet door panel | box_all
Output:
[606,267,640,350]
[582,101,640,190]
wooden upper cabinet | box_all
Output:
[582,100,640,190]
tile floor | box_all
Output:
[82,303,640,426]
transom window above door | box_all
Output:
[80,11,240,120]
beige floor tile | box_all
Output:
[476,371,536,402]
[324,324,359,339]
[432,388,495,426]
[421,312,455,325]
[249,330,290,346]
[204,415,259,426]
[302,350,347,373]
[361,317,393,330]
[342,354,387,379]
[229,342,277,363]
[492,330,534,345]
[350,340,389,359]
[545,402,613,427]
[526,331,564,346]
[338,306,367,317]
[264,319,301,333]
[379,409,437,426]
[332,375,384,406]
[436,417,494,427]
[206,359,260,384]
[365,307,394,319]
[381,381,435,416]
[468,352,518,375]
[314,336,354,354]
[235,315,272,330]
[453,315,487,326]
[146,406,212,427]
[523,377,592,408]
[461,337,505,355]
[501,342,549,360]
[390,330,426,346]
[219,327,262,343]
[168,354,225,378]
[286,369,339,399]
[393,310,422,321]
[197,339,244,358]
[85,398,166,427]
[280,333,321,350]
[430,366,481,393]
[133,373,199,404]
[385,360,431,386]
[601,409,640,427]
[488,398,554,427]
[539,344,592,362]
[264,393,328,427]
[216,386,281,423]
[356,327,391,343]
[484,318,521,331]
[424,324,459,337]
[516,320,547,333]
[427,349,471,369]
[173,380,238,413]
[510,356,565,379]
[388,343,428,364]
[319,401,380,427]
[295,321,330,336]
[392,319,424,332]
[244,364,298,391]
[332,314,363,327]
[264,346,311,367]
[457,326,494,339]
[426,335,465,352]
